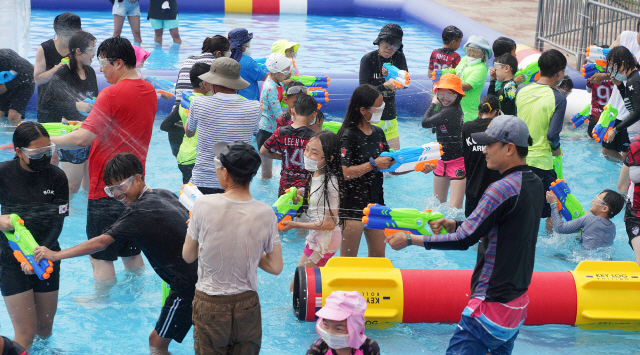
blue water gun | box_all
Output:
[79,97,97,116]
[379,142,443,173]
[146,75,175,96]
[3,214,55,280]
[362,203,445,236]
[0,70,18,84]
[309,89,329,103]
[581,60,606,79]
[254,57,267,65]
[181,91,195,111]
[592,104,618,143]
[549,179,586,221]
[570,104,590,128]
[383,63,410,88]
[431,68,456,82]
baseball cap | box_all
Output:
[211,141,261,177]
[198,57,250,90]
[471,115,532,147]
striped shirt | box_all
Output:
[174,53,219,105]
[187,93,262,189]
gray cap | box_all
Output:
[471,115,531,148]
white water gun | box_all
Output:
[179,183,203,212]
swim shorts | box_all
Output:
[529,166,557,218]
[372,117,400,141]
[446,314,519,355]
[0,260,60,297]
[303,244,335,267]
[602,122,630,153]
[434,157,466,180]
[112,0,141,17]
[155,285,194,342]
[624,203,640,248]
[150,15,179,30]
[86,197,141,261]
[58,146,90,164]
[0,81,35,117]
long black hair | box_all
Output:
[13,122,49,158]
[303,130,345,228]
[337,84,381,137]
[606,46,637,75]
[68,31,96,83]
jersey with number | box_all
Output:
[428,47,461,71]
[263,125,315,195]
[587,80,614,123]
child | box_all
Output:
[311,110,325,133]
[586,70,614,137]
[281,130,344,291]
[306,291,380,355]
[428,25,463,71]
[456,35,492,122]
[133,45,173,100]
[492,36,517,58]
[422,73,466,209]
[546,190,624,249]
[148,0,181,45]
[272,39,300,75]
[488,53,518,116]
[261,93,317,196]
[558,75,573,98]
[111,0,142,45]
[257,52,292,179]
[276,81,307,128]
[229,28,269,101]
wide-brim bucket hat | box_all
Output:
[435,73,465,96]
[198,57,250,90]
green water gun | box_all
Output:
[362,203,446,236]
[553,147,563,180]
[41,122,82,137]
[322,121,342,134]
[61,57,69,65]
[550,179,586,221]
[272,187,303,230]
[514,61,540,83]
[3,214,55,280]
[290,75,329,89]
[592,104,618,142]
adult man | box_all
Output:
[0,49,35,125]
[51,36,157,279]
[185,57,262,194]
[386,115,544,355]
[183,141,282,354]
[34,153,197,352]
[515,49,566,224]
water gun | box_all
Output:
[41,121,82,137]
[431,68,456,82]
[379,142,443,173]
[146,75,175,97]
[180,91,196,115]
[553,147,563,180]
[581,60,607,79]
[3,214,55,280]
[179,183,203,212]
[383,63,410,88]
[549,179,586,221]
[585,45,610,61]
[272,187,303,230]
[514,61,540,83]
[570,104,591,128]
[0,70,18,84]
[61,57,69,65]
[309,88,329,103]
[322,120,342,134]
[362,203,445,236]
[291,75,330,88]
[79,97,97,117]
[591,104,618,142]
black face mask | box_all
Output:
[23,155,52,172]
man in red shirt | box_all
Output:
[51,36,157,279]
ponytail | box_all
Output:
[202,35,230,55]
[478,94,500,115]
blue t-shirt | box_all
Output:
[238,55,269,101]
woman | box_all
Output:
[338,84,394,258]
[111,0,142,45]
[40,31,98,193]
[359,23,408,151]
[0,122,69,349]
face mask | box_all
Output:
[223,51,231,58]
[243,47,252,57]
[25,155,52,172]
[614,72,627,81]
[304,156,324,172]
[317,323,350,350]
[467,57,482,65]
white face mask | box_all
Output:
[304,156,324,172]
[243,47,252,57]
[223,51,231,58]
[317,323,350,349]
[467,57,482,65]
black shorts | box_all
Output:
[0,81,35,117]
[342,189,385,220]
[58,146,90,164]
[255,129,273,151]
[602,123,630,153]
[155,285,194,343]
[624,203,640,249]
[178,163,194,184]
[86,197,141,261]
[0,261,61,297]
[529,166,557,218]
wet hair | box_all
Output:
[442,26,463,45]
[538,49,567,77]
[494,53,518,75]
[13,122,49,150]
[103,153,144,185]
[53,12,82,37]
[316,110,325,123]
[226,169,253,188]
[303,130,345,228]
[338,84,381,137]
[286,81,305,97]
[293,93,317,117]
[68,31,96,82]
[606,46,637,75]
[492,37,517,58]
[202,35,230,55]
[97,36,137,69]
[478,94,500,114]
[558,75,573,91]
[190,62,210,88]
[601,189,625,219]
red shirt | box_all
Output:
[82,78,157,199]
[428,47,461,71]
[263,125,315,195]
[587,80,614,122]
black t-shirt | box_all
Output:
[462,117,502,198]
[37,39,68,114]
[104,189,198,292]
[359,50,408,121]
[306,337,380,355]
[421,102,464,161]
[148,0,178,20]
[340,126,389,204]
[0,49,34,92]
[0,159,69,269]
[39,64,99,123]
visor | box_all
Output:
[21,143,56,159]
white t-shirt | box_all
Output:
[609,31,640,137]
[188,194,280,296]
[305,175,341,256]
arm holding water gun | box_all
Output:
[592,104,618,142]
[1,214,55,280]
[0,70,18,84]
[363,204,446,237]
[571,104,591,128]
[383,63,410,88]
[378,142,443,173]
[514,61,540,83]
[605,78,640,142]
[549,179,586,221]
[272,187,304,230]
[581,59,607,79]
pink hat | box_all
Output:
[315,291,367,349]
[132,45,150,67]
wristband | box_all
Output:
[406,233,412,246]
[369,157,379,172]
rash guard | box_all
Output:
[613,70,640,132]
[421,100,464,161]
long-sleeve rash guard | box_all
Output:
[422,101,464,161]
[614,70,640,132]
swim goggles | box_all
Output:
[465,46,484,57]
[20,143,56,159]
[367,102,386,114]
[104,175,134,198]
[286,86,308,96]
[436,90,457,102]
[99,57,117,68]
[379,39,399,50]
[592,195,607,207]
[82,46,96,55]
[493,63,506,69]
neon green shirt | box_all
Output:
[455,57,488,122]
[176,93,203,166]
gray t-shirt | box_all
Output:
[550,207,616,249]
[188,194,280,296]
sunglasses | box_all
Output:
[20,143,56,159]
[104,175,134,198]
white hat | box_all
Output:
[265,53,292,74]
